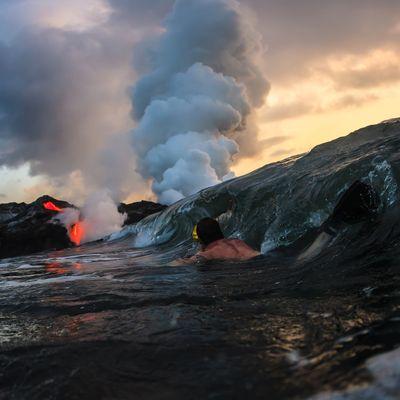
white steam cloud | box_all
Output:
[0,0,146,203]
[131,0,269,204]
[55,191,126,244]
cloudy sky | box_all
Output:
[0,0,399,204]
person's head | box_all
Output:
[193,218,224,247]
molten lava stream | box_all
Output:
[69,222,84,246]
[43,201,62,212]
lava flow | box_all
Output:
[69,223,84,246]
[43,201,62,212]
[43,201,84,246]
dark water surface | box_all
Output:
[1,120,400,399]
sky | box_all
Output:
[0,0,399,204]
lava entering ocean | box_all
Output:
[69,223,84,246]
[43,201,84,246]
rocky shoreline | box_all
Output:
[0,196,166,259]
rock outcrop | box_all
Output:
[118,201,167,226]
[0,196,166,259]
[0,196,74,259]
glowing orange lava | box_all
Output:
[69,223,84,246]
[43,201,85,246]
[43,201,62,212]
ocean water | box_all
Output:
[1,120,400,399]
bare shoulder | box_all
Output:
[230,239,260,256]
[230,239,254,249]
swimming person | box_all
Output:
[175,180,379,265]
[189,217,260,262]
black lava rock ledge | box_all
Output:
[0,196,166,260]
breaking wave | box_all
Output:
[114,119,400,257]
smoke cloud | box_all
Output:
[131,0,269,204]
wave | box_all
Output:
[110,119,400,261]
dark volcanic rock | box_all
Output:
[0,196,166,259]
[0,202,28,224]
[0,196,75,260]
[118,201,167,226]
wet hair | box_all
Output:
[196,218,224,246]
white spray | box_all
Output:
[131,0,269,204]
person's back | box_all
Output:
[191,218,260,262]
[197,238,260,261]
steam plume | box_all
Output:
[55,190,126,244]
[131,0,269,204]
[0,3,143,203]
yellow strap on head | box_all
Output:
[192,224,199,242]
